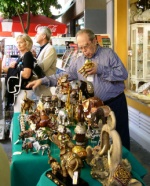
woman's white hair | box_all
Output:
[16,34,33,51]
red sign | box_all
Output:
[0,14,67,37]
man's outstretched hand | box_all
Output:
[26,79,42,90]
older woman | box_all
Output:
[3,34,35,112]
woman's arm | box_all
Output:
[21,68,32,79]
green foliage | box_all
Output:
[0,0,62,33]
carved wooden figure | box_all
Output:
[21,91,35,114]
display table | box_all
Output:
[37,163,100,186]
[37,146,147,186]
[10,113,147,186]
[10,113,50,186]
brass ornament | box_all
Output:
[78,59,94,78]
[113,164,131,186]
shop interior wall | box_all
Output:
[61,0,107,36]
[84,9,106,34]
[84,0,106,34]
[85,0,106,8]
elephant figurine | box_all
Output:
[78,59,94,78]
[21,91,35,114]
[22,141,33,153]
[19,130,35,141]
[57,108,70,126]
[82,96,104,123]
[86,124,142,186]
[48,129,83,180]
[141,9,150,22]
[90,106,116,130]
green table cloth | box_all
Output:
[10,113,147,186]
[37,147,147,186]
[10,113,50,186]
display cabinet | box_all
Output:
[51,37,76,55]
[129,23,150,91]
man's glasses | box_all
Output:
[78,41,93,51]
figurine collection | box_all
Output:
[16,74,142,186]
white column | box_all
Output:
[106,0,114,48]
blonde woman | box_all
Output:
[3,34,35,112]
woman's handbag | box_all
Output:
[33,61,45,78]
[6,67,22,105]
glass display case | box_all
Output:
[129,23,150,91]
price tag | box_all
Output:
[73,171,78,185]
[13,151,22,155]
[14,139,20,145]
[87,75,94,82]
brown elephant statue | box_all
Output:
[49,128,83,179]
[82,96,104,124]
[21,91,35,114]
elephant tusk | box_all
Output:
[107,145,113,170]
[83,108,88,112]
[108,149,111,168]
[99,145,106,156]
[109,111,116,130]
[109,144,113,154]
[87,114,91,118]
[73,159,79,172]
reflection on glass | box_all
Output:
[132,44,136,59]
[132,60,135,75]
[147,62,150,75]
[137,44,143,61]
[137,27,143,44]
[147,46,150,60]
[132,30,136,43]
[148,31,150,45]
[137,69,143,78]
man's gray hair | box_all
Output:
[76,28,95,41]
[37,26,51,42]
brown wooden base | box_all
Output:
[46,170,89,186]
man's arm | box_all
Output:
[26,79,42,90]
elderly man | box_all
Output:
[27,28,130,150]
[33,26,57,96]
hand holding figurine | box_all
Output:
[78,59,97,77]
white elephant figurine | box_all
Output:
[134,9,143,22]
[141,9,150,22]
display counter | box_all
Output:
[37,164,100,186]
[37,146,147,186]
[10,113,148,186]
[125,90,150,115]
[10,113,50,186]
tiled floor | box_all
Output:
[130,138,150,186]
[1,137,150,185]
